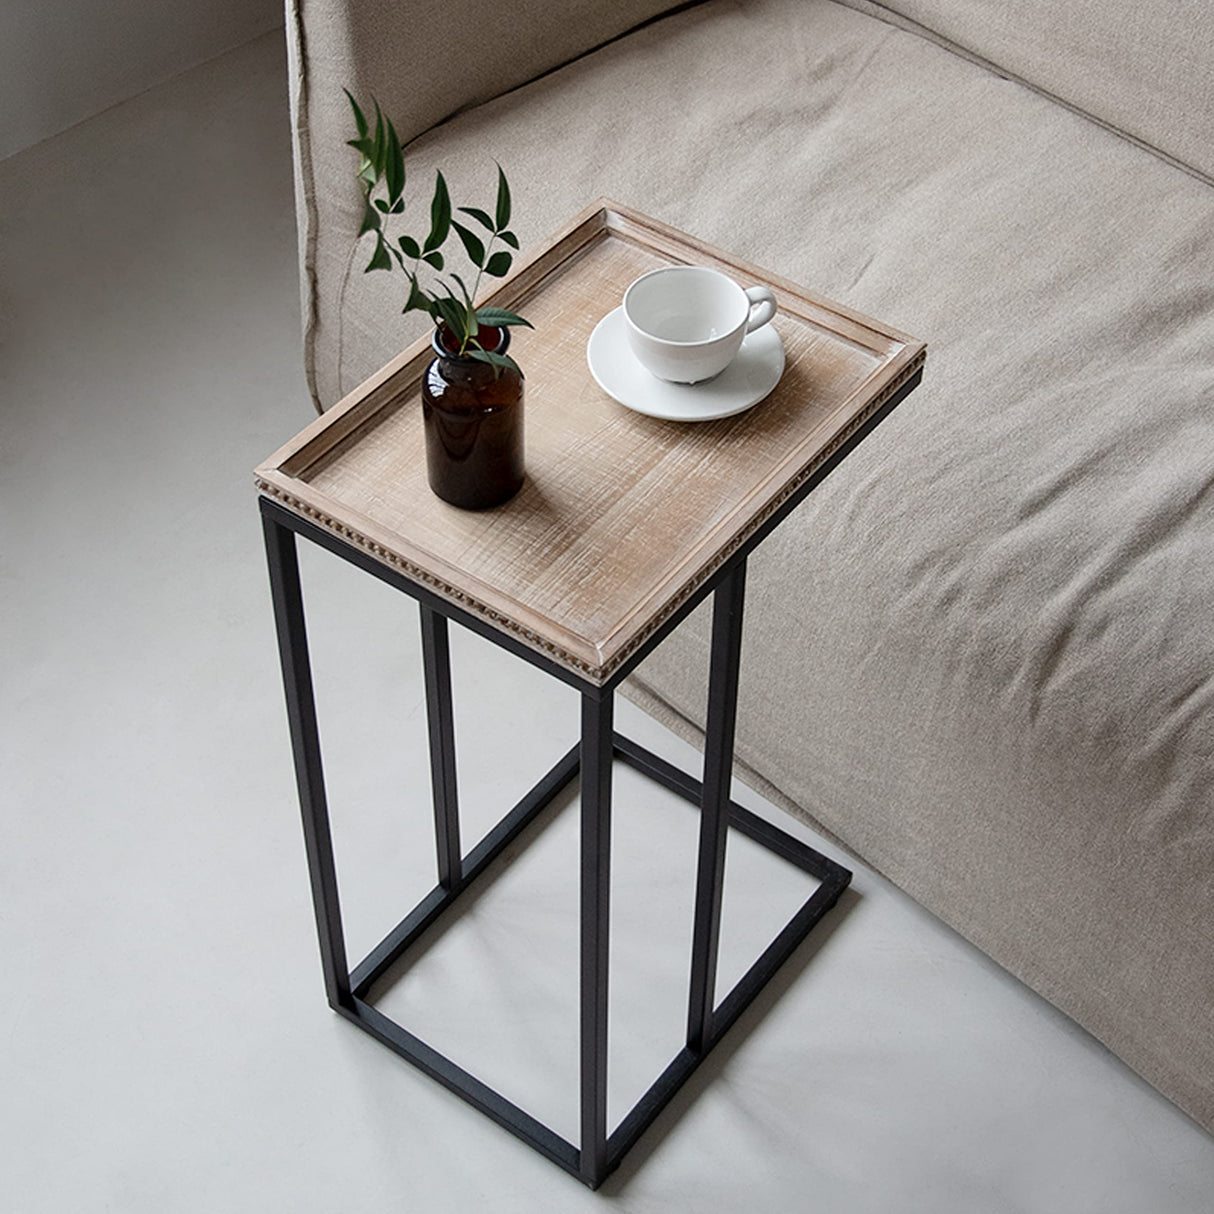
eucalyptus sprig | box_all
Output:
[345,90,531,375]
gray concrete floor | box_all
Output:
[3,31,1214,1214]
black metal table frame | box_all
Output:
[260,369,918,1189]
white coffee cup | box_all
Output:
[622,266,778,383]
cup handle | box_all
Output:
[744,286,777,333]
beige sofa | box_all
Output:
[285,0,1214,1134]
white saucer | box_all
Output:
[586,307,785,421]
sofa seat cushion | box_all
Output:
[315,0,1214,1131]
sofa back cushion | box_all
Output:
[848,0,1214,180]
[293,0,688,150]
[286,0,688,408]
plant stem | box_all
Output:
[460,228,502,355]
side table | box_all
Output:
[257,201,925,1188]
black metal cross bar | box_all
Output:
[261,497,851,1189]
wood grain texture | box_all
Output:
[256,201,926,683]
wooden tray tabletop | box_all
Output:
[256,200,926,685]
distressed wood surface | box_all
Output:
[256,201,926,683]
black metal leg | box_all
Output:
[686,559,747,1053]
[420,606,462,891]
[262,510,351,1010]
[580,689,613,1186]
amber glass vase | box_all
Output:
[421,325,524,509]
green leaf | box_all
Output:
[372,100,386,177]
[449,272,473,305]
[366,233,392,271]
[457,206,495,232]
[344,89,368,140]
[469,349,523,378]
[357,158,378,189]
[402,275,430,314]
[384,113,405,205]
[475,306,533,329]
[451,220,485,268]
[433,293,467,341]
[424,171,451,253]
[374,198,390,213]
[484,251,512,278]
[358,195,381,236]
[390,198,405,213]
[495,164,511,229]
[398,234,421,259]
[423,250,444,270]
[430,295,455,332]
[498,230,519,249]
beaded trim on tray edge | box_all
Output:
[256,348,924,685]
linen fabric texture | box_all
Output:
[835,0,1214,183]
[289,0,1214,1133]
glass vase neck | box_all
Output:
[431,324,510,362]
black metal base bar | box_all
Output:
[334,730,849,1188]
[599,734,852,1175]
[613,735,851,887]
[350,743,581,999]
[602,882,845,1172]
[605,1043,699,1167]
[342,995,581,1176]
